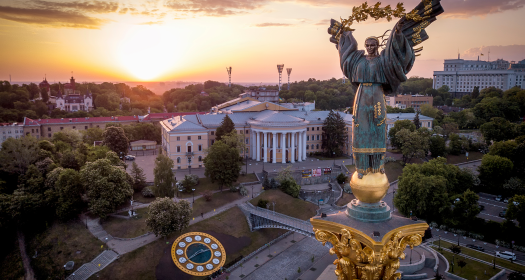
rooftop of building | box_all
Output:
[23,115,141,126]
[0,122,21,126]
[141,112,205,122]
[386,113,433,121]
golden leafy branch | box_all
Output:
[340,2,406,33]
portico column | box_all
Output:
[303,131,307,159]
[297,131,302,162]
[281,133,286,163]
[256,131,261,161]
[272,133,277,163]
[291,132,295,163]
[251,131,255,159]
[263,132,268,163]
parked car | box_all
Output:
[496,251,516,261]
[504,198,509,203]
[479,204,485,211]
[125,155,135,160]
[466,244,485,252]
[495,195,502,201]
[499,210,507,218]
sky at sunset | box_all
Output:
[1,0,525,84]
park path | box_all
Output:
[17,231,35,280]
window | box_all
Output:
[245,138,249,144]
[311,144,314,149]
[187,146,192,153]
[317,127,319,131]
[48,127,51,131]
[306,145,309,150]
[246,130,249,134]
[307,136,309,141]
[198,156,202,162]
[96,125,99,128]
[198,136,201,140]
[198,145,202,151]
[188,136,191,140]
[307,127,309,131]
[317,135,320,140]
[85,126,88,129]
[48,133,51,137]
[73,126,76,129]
[36,129,39,133]
[211,131,214,136]
[177,146,181,152]
[211,140,215,145]
[177,136,180,141]
[316,144,320,149]
[60,127,64,130]
[240,130,244,134]
[177,157,181,163]
[32,129,34,133]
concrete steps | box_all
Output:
[66,250,119,280]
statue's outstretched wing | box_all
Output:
[397,0,444,47]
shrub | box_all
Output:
[343,184,352,194]
[229,185,238,192]
[336,173,348,184]
[182,174,199,192]
[257,199,269,208]
[270,178,279,189]
[142,187,154,197]
[279,178,301,198]
[201,190,212,201]
[239,185,248,196]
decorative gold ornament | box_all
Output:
[350,171,389,203]
[311,220,427,280]
[171,232,226,276]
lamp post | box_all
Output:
[493,252,496,269]
[192,188,196,203]
[439,235,441,250]
[457,233,460,246]
[188,156,192,175]
[392,189,396,212]
[251,185,254,198]
[333,151,336,166]
[410,248,413,264]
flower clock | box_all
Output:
[171,232,226,276]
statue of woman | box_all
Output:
[330,0,443,202]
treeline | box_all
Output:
[0,81,164,123]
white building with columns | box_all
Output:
[161,98,353,169]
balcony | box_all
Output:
[186,152,194,156]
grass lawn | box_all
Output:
[437,249,499,280]
[345,161,404,183]
[98,207,287,280]
[249,189,318,220]
[178,174,258,198]
[0,233,24,279]
[444,152,484,164]
[27,220,105,279]
[133,191,155,204]
[101,208,150,239]
[432,240,525,273]
[336,192,354,206]
[192,191,244,217]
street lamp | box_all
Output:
[192,188,196,203]
[188,156,192,175]
[251,185,254,198]
[439,235,441,250]
[333,151,336,166]
[410,248,413,264]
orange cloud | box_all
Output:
[254,22,293,27]
[0,5,108,28]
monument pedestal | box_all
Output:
[346,199,391,222]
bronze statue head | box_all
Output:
[365,37,379,57]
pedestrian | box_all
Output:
[201,212,203,218]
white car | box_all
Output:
[496,251,516,261]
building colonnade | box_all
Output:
[251,129,307,163]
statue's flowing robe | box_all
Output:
[338,29,415,175]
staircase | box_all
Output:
[66,250,119,280]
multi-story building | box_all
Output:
[385,95,433,110]
[0,123,24,144]
[22,116,141,139]
[161,99,354,169]
[55,76,94,112]
[386,113,434,133]
[239,88,280,102]
[433,57,525,98]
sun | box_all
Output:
[117,25,183,81]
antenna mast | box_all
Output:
[226,67,232,87]
[277,64,284,91]
[286,68,292,90]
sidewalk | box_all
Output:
[84,184,263,255]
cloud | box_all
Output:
[253,22,293,27]
[462,45,525,62]
[138,20,163,25]
[32,0,119,14]
[0,5,108,28]
[314,19,329,26]
[164,0,268,16]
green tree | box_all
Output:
[429,136,446,157]
[506,195,525,225]
[204,141,241,191]
[279,178,301,198]
[478,154,513,193]
[55,168,84,220]
[52,129,82,148]
[480,117,517,143]
[448,133,463,155]
[215,115,235,142]
[413,112,421,129]
[321,110,348,157]
[388,120,416,150]
[102,126,129,157]
[86,145,111,162]
[452,189,481,222]
[153,153,175,198]
[489,140,518,161]
[0,136,40,174]
[146,198,191,238]
[130,161,147,192]
[471,86,480,99]
[80,158,133,218]
[396,128,429,164]
[81,127,104,144]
